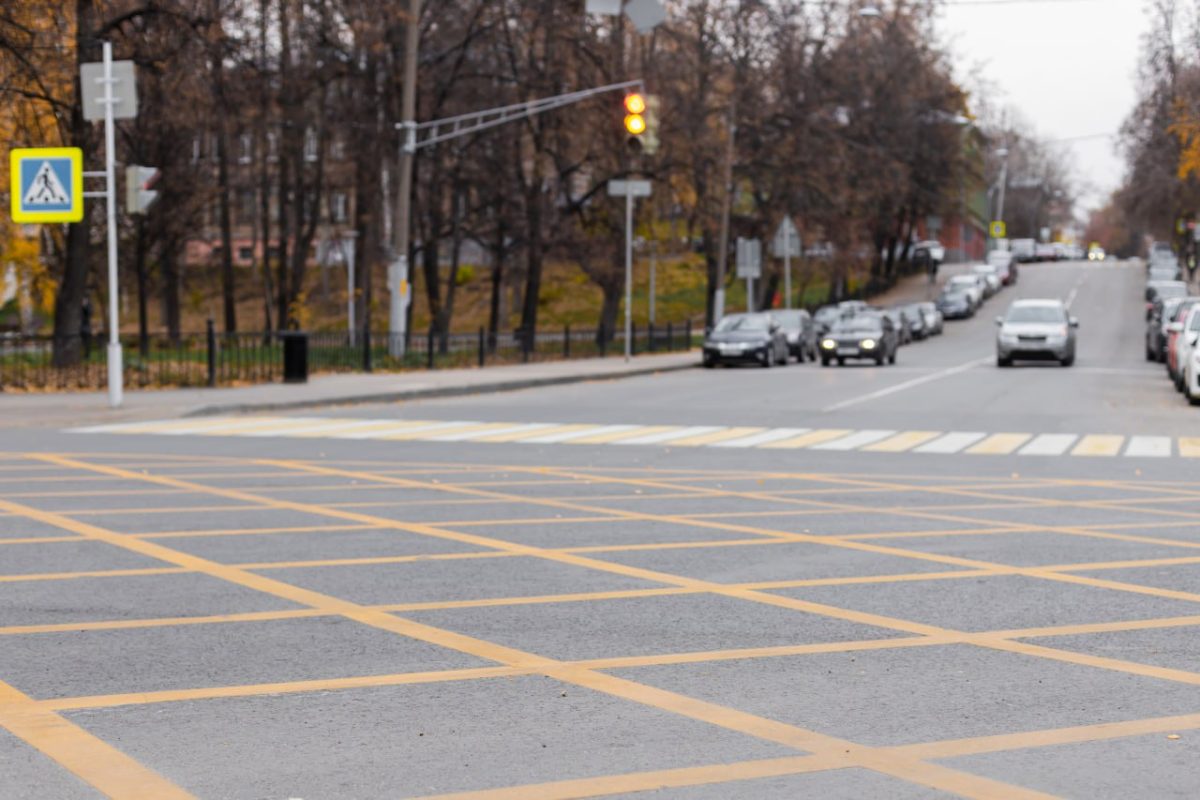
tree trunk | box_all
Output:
[597,277,621,346]
[257,0,274,333]
[487,220,505,353]
[439,189,463,354]
[161,240,182,344]
[519,183,544,344]
[52,0,97,367]
[134,216,148,357]
[215,115,237,332]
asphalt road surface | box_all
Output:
[5,259,1200,799]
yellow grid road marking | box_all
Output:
[759,429,853,449]
[1070,434,1125,457]
[1180,437,1200,457]
[863,431,941,453]
[568,426,673,444]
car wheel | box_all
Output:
[1060,354,1075,367]
[1188,375,1200,406]
[997,355,1012,367]
[836,357,845,366]
[1146,347,1156,362]
[821,357,831,367]
[875,354,884,366]
[888,350,896,365]
[760,353,771,368]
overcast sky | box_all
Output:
[936,0,1152,212]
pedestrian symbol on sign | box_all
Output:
[9,147,83,223]
[23,161,71,207]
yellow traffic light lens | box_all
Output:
[624,114,646,135]
[624,93,646,114]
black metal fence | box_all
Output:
[0,320,695,392]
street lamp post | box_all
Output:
[389,0,420,358]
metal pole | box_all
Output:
[746,276,753,313]
[102,42,122,408]
[389,0,420,358]
[784,230,792,310]
[624,192,633,363]
[713,103,736,324]
[347,243,356,348]
[649,243,656,326]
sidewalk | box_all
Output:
[0,351,698,429]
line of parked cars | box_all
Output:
[935,250,1018,321]
[1144,244,1200,404]
[701,298,946,369]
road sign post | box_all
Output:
[608,179,652,362]
[772,217,801,310]
[736,237,762,313]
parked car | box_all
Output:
[837,300,870,318]
[987,250,1018,285]
[773,309,818,362]
[1035,242,1058,262]
[937,290,974,320]
[971,263,1002,297]
[915,301,944,335]
[702,312,790,368]
[813,305,841,334]
[1178,305,1200,404]
[995,299,1078,367]
[1011,238,1037,263]
[883,307,913,344]
[1148,262,1182,283]
[904,303,930,339]
[945,274,985,309]
[1148,296,1188,362]
[912,240,946,264]
[1167,299,1200,388]
[1146,280,1189,313]
[819,312,898,366]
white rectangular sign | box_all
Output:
[771,217,801,258]
[607,179,652,198]
[736,237,762,279]
[81,60,138,121]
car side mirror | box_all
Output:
[1189,332,1199,346]
[1069,318,1079,328]
[995,316,1003,326]
[1168,322,1184,333]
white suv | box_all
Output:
[1180,306,1200,405]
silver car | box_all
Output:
[996,299,1078,367]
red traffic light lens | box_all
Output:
[624,93,647,115]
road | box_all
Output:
[4,259,1200,799]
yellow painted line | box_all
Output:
[422,423,523,441]
[569,425,674,444]
[472,424,565,443]
[1070,435,1125,457]
[965,433,1032,455]
[670,427,765,447]
[760,429,853,449]
[1180,438,1200,458]
[863,431,941,453]
[0,678,193,798]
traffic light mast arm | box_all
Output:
[398,79,645,154]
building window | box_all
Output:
[191,136,202,164]
[303,127,319,162]
[330,192,348,223]
[267,132,278,162]
[238,134,253,165]
[330,136,346,160]
[238,246,254,262]
[238,189,255,225]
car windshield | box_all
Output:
[972,265,996,274]
[773,311,805,329]
[713,314,769,332]
[832,317,882,334]
[1005,305,1066,323]
[940,291,967,302]
[814,307,838,321]
[949,276,975,286]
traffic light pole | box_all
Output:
[100,42,122,408]
[389,79,645,355]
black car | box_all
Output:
[773,309,818,362]
[883,308,913,344]
[904,303,929,339]
[1147,296,1187,362]
[702,313,790,368]
[818,312,898,366]
[937,290,974,320]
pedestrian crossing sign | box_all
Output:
[10,147,83,223]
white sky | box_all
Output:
[936,0,1152,212]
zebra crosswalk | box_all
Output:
[72,416,1200,459]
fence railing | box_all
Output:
[0,320,695,392]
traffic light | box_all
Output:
[125,165,159,215]
[624,93,647,137]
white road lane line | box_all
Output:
[354,420,477,440]
[712,428,812,448]
[914,432,987,454]
[1125,436,1172,458]
[822,356,991,412]
[810,429,897,451]
[522,424,635,444]
[1018,433,1079,456]
[616,426,722,445]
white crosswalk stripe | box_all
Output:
[1125,436,1172,458]
[1018,434,1079,456]
[69,418,1194,459]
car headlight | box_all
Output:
[860,338,876,350]
[821,339,836,349]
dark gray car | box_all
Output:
[773,309,818,362]
[819,312,898,366]
[702,313,790,368]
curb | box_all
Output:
[183,358,699,418]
